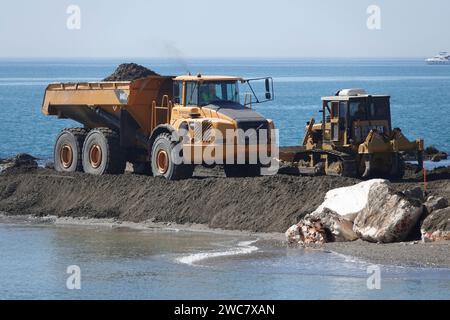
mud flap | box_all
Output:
[120,109,140,148]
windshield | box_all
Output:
[348,98,390,121]
[186,81,239,106]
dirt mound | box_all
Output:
[103,63,160,81]
[0,168,360,232]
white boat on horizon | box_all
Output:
[426,52,450,65]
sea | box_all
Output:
[0,58,449,299]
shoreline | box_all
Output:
[1,213,449,269]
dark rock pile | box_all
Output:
[0,154,38,173]
[103,63,160,81]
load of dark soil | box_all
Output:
[103,63,160,81]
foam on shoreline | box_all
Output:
[176,240,259,266]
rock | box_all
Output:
[311,208,358,242]
[0,154,38,173]
[44,161,54,169]
[424,145,439,155]
[313,179,387,222]
[421,207,450,242]
[424,196,449,215]
[285,216,328,245]
[431,152,448,162]
[103,63,160,81]
[403,186,424,202]
[353,182,423,243]
[285,224,301,244]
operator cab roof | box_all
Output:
[322,88,389,101]
[174,74,244,82]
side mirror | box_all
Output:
[265,78,272,100]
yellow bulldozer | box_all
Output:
[279,88,424,178]
[42,74,275,180]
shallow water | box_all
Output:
[0,223,448,300]
[1,58,450,160]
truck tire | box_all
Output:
[151,133,194,180]
[54,128,87,172]
[82,128,126,175]
[224,164,261,177]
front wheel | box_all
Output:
[151,133,194,180]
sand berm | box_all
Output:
[1,165,450,233]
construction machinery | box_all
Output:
[279,89,424,178]
[42,74,275,180]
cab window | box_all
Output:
[349,101,367,120]
[198,81,239,106]
[369,98,389,120]
[185,81,198,105]
[173,81,182,104]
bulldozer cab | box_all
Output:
[320,89,392,146]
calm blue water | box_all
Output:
[1,58,449,159]
[0,222,449,300]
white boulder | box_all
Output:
[353,182,423,243]
[313,179,387,221]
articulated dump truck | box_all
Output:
[279,89,424,179]
[42,75,275,180]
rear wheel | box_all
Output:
[224,164,261,177]
[54,128,86,172]
[151,133,194,180]
[82,128,126,175]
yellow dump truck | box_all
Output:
[279,89,424,178]
[42,74,275,179]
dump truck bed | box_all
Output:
[42,76,174,135]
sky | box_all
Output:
[0,0,449,58]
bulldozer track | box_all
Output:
[307,149,358,177]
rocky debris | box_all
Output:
[287,179,432,244]
[103,63,160,81]
[431,152,448,162]
[404,145,448,162]
[0,154,38,173]
[353,182,423,243]
[312,208,358,242]
[403,186,425,202]
[425,145,440,155]
[424,146,448,162]
[285,216,329,245]
[424,196,449,215]
[421,207,450,242]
